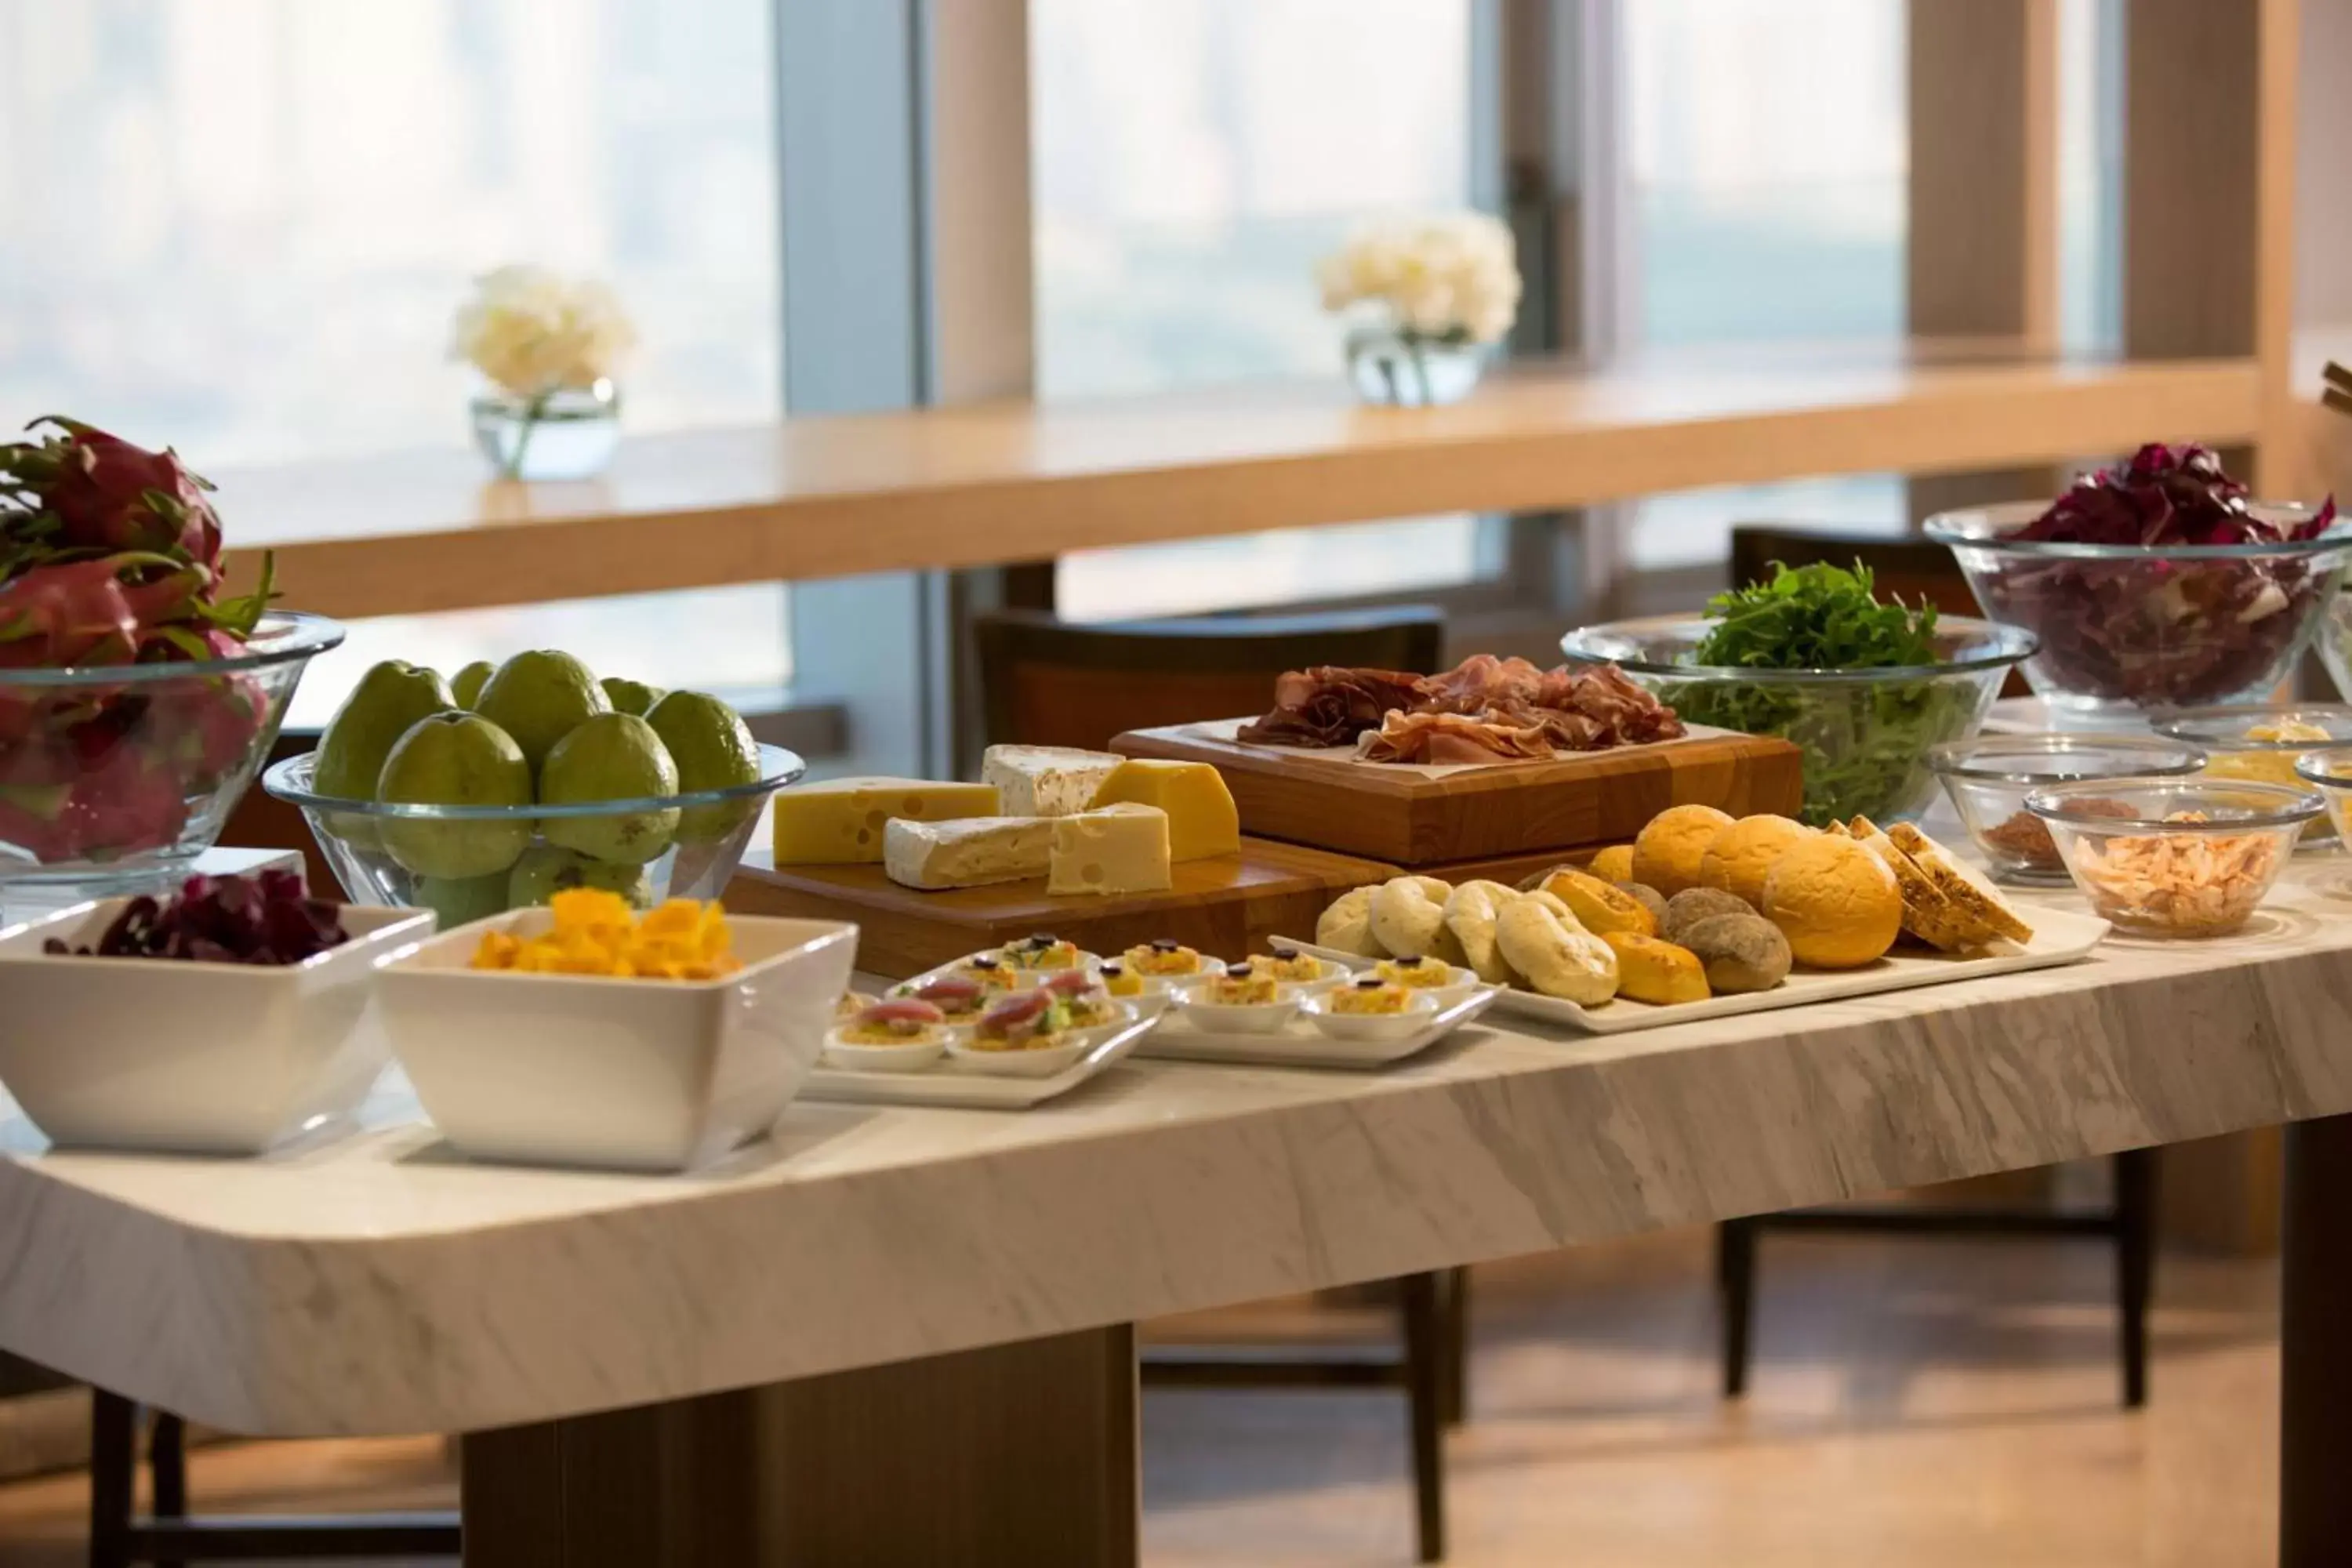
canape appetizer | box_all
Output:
[1327,977,1414,1014]
[1123,938,1210,979]
[888,971,991,1022]
[967,989,1076,1051]
[1041,969,1122,1030]
[1097,960,1146,998]
[1000,934,1084,973]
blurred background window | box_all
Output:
[0,0,787,725]
[1031,0,1488,622]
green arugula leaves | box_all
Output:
[1692,561,1940,671]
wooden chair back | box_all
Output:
[974,607,1446,751]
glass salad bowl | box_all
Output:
[0,612,347,892]
[1559,615,2036,828]
[2150,703,2352,847]
[1926,501,2352,724]
[263,743,805,931]
[1927,733,2207,884]
[2025,777,2321,938]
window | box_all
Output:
[0,0,787,725]
[1030,0,1489,622]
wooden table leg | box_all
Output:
[2281,1115,2352,1567]
[462,1324,1138,1566]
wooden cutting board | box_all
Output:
[726,839,1399,981]
[1110,720,1803,866]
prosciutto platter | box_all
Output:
[1236,655,1685,765]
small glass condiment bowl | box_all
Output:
[2291,745,2352,846]
[1929,735,2207,884]
[2150,704,2352,847]
[2024,778,2321,938]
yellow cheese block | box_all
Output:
[1087,760,1240,862]
[1047,804,1172,896]
[771,777,1000,865]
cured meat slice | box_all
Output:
[1238,666,1427,746]
[1238,654,1684,760]
[1358,709,1555,765]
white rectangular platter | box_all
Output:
[1283,904,2111,1036]
[1138,987,1501,1070]
[800,1011,1158,1110]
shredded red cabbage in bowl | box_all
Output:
[1929,445,2351,710]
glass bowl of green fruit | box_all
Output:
[1559,562,2037,829]
[263,652,804,929]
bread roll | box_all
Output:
[1495,891,1619,1004]
[1537,866,1658,938]
[1677,912,1792,993]
[1632,805,1737,896]
[1443,880,1523,984]
[1599,931,1710,1005]
[1370,876,1465,964]
[1661,887,1753,946]
[1315,885,1383,957]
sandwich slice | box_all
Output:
[1887,822,2035,947]
[1849,815,1973,953]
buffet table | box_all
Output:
[4,867,2351,1566]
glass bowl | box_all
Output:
[2149,703,2352,847]
[2292,745,2352,847]
[2024,777,2321,938]
[2317,588,2352,702]
[1926,499,2352,724]
[263,743,805,930]
[1558,614,2036,828]
[0,612,347,891]
[1927,734,2207,884]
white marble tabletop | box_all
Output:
[5,860,2352,1438]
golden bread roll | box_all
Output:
[1632,804,1737,896]
[1698,814,1812,908]
[1315,885,1384,957]
[1600,931,1711,1005]
[1661,886,1754,946]
[1587,844,1636,884]
[1495,891,1619,1004]
[1678,912,1792,993]
[1614,881,1669,927]
[1442,880,1523,984]
[1370,876,1465,964]
[1761,836,1904,969]
[1537,866,1658,938]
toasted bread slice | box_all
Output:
[1888,822,2034,946]
[1853,818,1973,952]
[1821,820,1853,839]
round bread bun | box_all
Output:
[1661,886,1755,946]
[1614,880,1669,928]
[1587,844,1636,884]
[1599,931,1710,1005]
[1443,880,1523,984]
[1495,891,1619,1004]
[1370,876,1466,964]
[1699,814,1813,908]
[1678,912,1792,993]
[1315,885,1384,956]
[1761,836,1904,969]
[1632,804,1737,896]
[1537,866,1657,938]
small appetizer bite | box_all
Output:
[1328,977,1414,1015]
[1374,955,1460,992]
[953,953,1021,992]
[1097,960,1146,998]
[1001,934,1083,972]
[1254,946,1331,985]
[967,989,1075,1051]
[1203,964,1281,1006]
[1041,969,1123,1029]
[825,1000,951,1072]
[1123,938,1209,978]
[890,971,990,1021]
[835,990,879,1021]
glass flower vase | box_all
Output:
[1345,328,1486,408]
[471,380,622,481]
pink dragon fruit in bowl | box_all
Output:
[0,419,343,891]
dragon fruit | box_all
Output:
[0,419,278,866]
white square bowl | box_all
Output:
[0,899,436,1156]
[374,912,858,1172]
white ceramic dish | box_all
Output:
[0,898,434,1156]
[821,1028,948,1073]
[1299,988,1440,1042]
[946,1033,1095,1078]
[799,1007,1158,1109]
[1142,987,1498,1069]
[1279,905,2112,1036]
[1167,986,1298,1035]
[376,911,858,1172]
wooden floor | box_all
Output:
[0,1225,2278,1566]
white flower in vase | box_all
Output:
[452,266,638,480]
[1318,212,1522,406]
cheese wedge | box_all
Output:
[772,777,1000,865]
[884,815,1054,890]
[982,746,1125,817]
[1086,759,1240,861]
[1047,804,1173,896]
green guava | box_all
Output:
[536,712,681,866]
[644,691,762,844]
[376,713,534,880]
[451,659,495,709]
[311,660,455,851]
[413,871,513,929]
[472,650,608,775]
[600,677,666,717]
[506,845,655,909]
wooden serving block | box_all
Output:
[727,839,1399,982]
[1110,720,1802,866]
